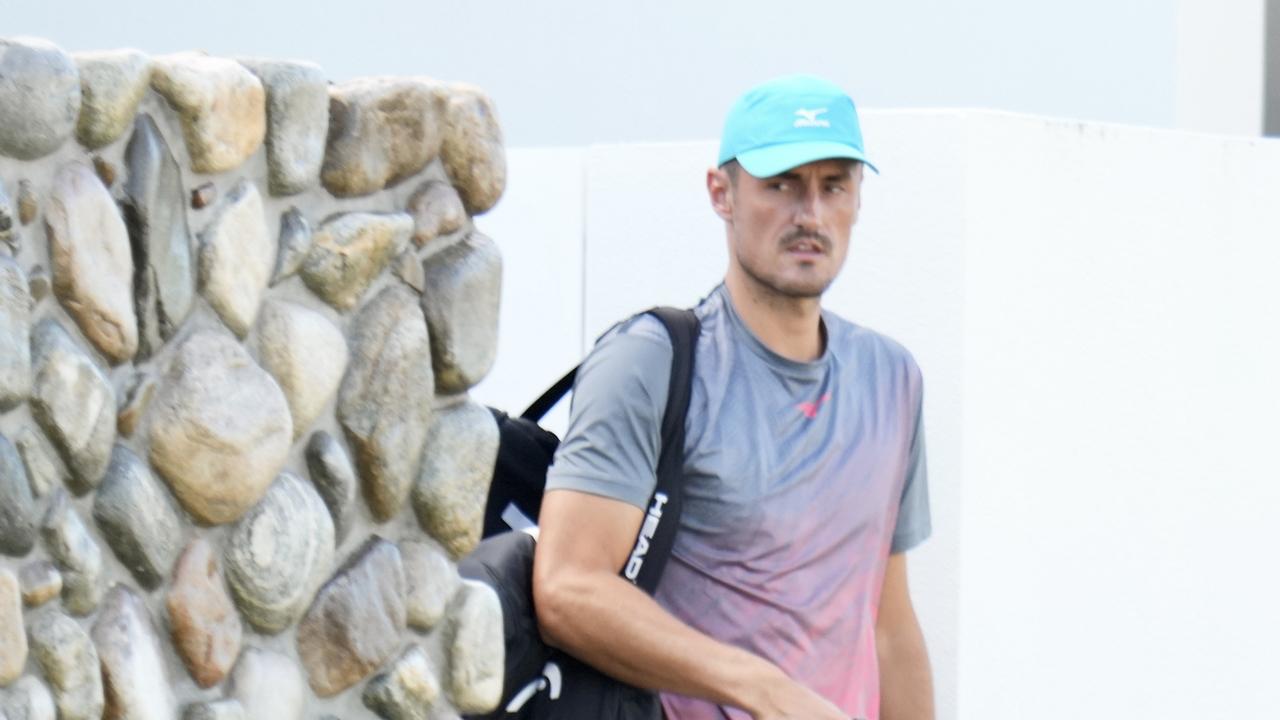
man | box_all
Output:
[532,75,934,720]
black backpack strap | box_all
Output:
[520,366,577,421]
[626,306,699,593]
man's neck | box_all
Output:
[723,274,825,363]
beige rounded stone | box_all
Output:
[412,400,499,558]
[148,330,292,525]
[252,300,347,439]
[440,84,506,215]
[0,38,80,161]
[73,49,152,149]
[30,320,116,495]
[199,181,274,337]
[321,78,444,197]
[421,232,502,393]
[238,59,329,196]
[0,568,26,685]
[0,256,31,410]
[299,212,413,311]
[45,162,138,364]
[448,580,504,713]
[26,610,103,720]
[91,585,176,720]
[167,539,243,688]
[407,180,466,248]
[151,53,266,173]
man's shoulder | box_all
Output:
[823,310,922,377]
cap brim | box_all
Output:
[736,141,879,177]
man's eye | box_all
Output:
[768,182,788,191]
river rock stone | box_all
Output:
[27,610,104,720]
[413,401,499,557]
[167,538,242,688]
[17,561,60,607]
[92,156,117,187]
[93,444,184,588]
[337,286,435,521]
[0,38,80,160]
[304,431,357,541]
[297,537,406,697]
[225,472,334,634]
[45,162,138,364]
[0,569,25,685]
[41,489,104,614]
[16,182,36,226]
[151,53,265,173]
[26,267,49,303]
[73,49,151,149]
[149,330,292,525]
[421,232,502,393]
[0,184,14,245]
[401,539,460,631]
[448,580,504,713]
[0,257,30,410]
[270,208,310,285]
[0,435,37,557]
[361,645,440,720]
[230,648,304,720]
[1,676,56,720]
[92,585,177,720]
[122,114,196,359]
[440,85,506,215]
[392,249,425,293]
[183,700,243,720]
[190,182,216,209]
[199,181,273,336]
[115,372,156,437]
[321,78,444,197]
[239,60,328,195]
[14,428,58,498]
[407,180,466,247]
[30,319,116,494]
[300,211,412,311]
[252,300,347,438]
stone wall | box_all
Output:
[0,36,507,720]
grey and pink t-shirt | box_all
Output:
[545,284,930,719]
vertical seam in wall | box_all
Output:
[579,147,591,356]
[1266,0,1280,135]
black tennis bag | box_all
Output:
[460,306,699,719]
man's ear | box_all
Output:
[707,167,733,222]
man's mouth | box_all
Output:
[783,235,829,257]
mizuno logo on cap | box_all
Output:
[794,108,830,128]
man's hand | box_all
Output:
[747,671,850,720]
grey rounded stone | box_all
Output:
[27,610,104,720]
[304,431,357,541]
[148,330,292,525]
[167,538,242,688]
[400,539,460,631]
[122,113,196,359]
[0,676,56,720]
[91,584,177,720]
[14,427,59,499]
[150,53,265,174]
[230,648,304,720]
[421,232,502,393]
[29,319,117,494]
[225,472,334,634]
[183,700,244,720]
[16,182,36,226]
[73,49,152,149]
[0,569,25,685]
[321,78,444,197]
[440,84,506,215]
[361,644,440,720]
[45,162,138,364]
[17,561,61,607]
[392,249,425,294]
[92,444,184,589]
[199,181,274,337]
[0,435,37,557]
[337,286,435,521]
[0,257,31,411]
[238,60,329,196]
[252,299,347,439]
[296,536,406,697]
[40,489,105,615]
[0,38,80,160]
[25,266,49,304]
[407,180,466,248]
[448,579,504,714]
[270,208,311,285]
[412,400,499,558]
[299,211,413,311]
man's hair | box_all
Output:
[720,159,741,187]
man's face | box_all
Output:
[710,158,862,300]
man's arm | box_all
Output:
[876,553,935,720]
[533,488,848,720]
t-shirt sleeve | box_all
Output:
[891,382,932,554]
[544,318,674,510]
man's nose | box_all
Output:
[793,190,821,231]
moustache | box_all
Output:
[780,230,832,253]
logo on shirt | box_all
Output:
[794,107,831,128]
[797,392,832,419]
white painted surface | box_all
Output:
[483,111,1280,718]
[1176,0,1266,135]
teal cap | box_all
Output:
[717,74,877,177]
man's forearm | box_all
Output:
[877,618,935,720]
